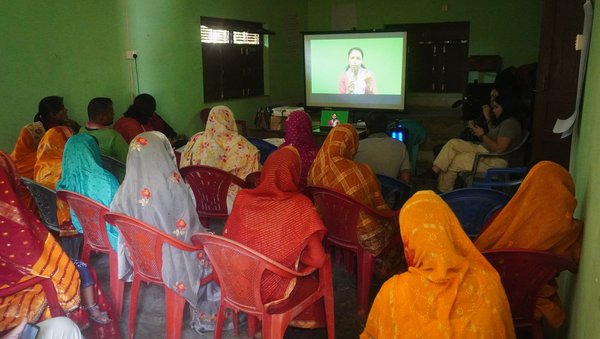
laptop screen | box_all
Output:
[320,109,349,127]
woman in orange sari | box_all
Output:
[11,96,80,179]
[223,146,327,327]
[0,167,81,332]
[362,191,515,338]
[32,126,77,239]
[475,160,582,328]
[307,124,400,275]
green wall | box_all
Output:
[0,0,131,152]
[566,5,600,337]
[307,0,542,71]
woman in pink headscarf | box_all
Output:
[280,110,319,187]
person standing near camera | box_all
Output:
[430,93,523,192]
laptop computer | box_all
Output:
[318,109,350,132]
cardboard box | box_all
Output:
[270,115,286,130]
[272,106,303,117]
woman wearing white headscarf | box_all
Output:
[110,131,228,332]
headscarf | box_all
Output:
[361,191,515,339]
[179,105,260,178]
[475,160,583,327]
[110,131,207,306]
[280,110,318,187]
[10,121,45,179]
[223,146,326,303]
[307,124,394,255]
[33,126,73,190]
[32,126,76,236]
[0,167,81,330]
[56,134,120,251]
[0,149,32,209]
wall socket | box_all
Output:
[125,50,138,59]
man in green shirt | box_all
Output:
[80,97,129,163]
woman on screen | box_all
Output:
[338,47,378,95]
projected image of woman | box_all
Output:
[338,47,378,95]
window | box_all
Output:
[201,17,271,102]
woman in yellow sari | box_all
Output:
[32,126,77,238]
[475,161,582,328]
[362,191,515,338]
[180,105,260,211]
[11,96,79,179]
[0,166,81,332]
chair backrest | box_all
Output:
[440,187,511,240]
[247,137,278,165]
[100,154,126,183]
[304,186,398,250]
[482,249,577,327]
[104,212,198,285]
[20,177,60,233]
[56,190,111,253]
[179,165,248,221]
[375,174,412,210]
[191,233,310,316]
[397,119,427,175]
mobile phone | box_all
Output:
[20,323,39,339]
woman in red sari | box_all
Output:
[223,146,327,327]
[280,110,319,188]
[0,167,81,332]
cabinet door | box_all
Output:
[531,0,584,167]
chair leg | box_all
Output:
[356,252,374,318]
[247,315,259,337]
[262,314,291,339]
[164,288,186,339]
[322,261,336,339]
[109,252,124,320]
[214,302,226,339]
[128,278,141,339]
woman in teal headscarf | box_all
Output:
[57,134,120,250]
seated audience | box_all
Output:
[307,124,402,276]
[279,110,319,188]
[114,93,178,144]
[80,97,128,163]
[56,134,120,250]
[361,191,515,339]
[10,96,79,179]
[354,112,411,183]
[475,161,583,328]
[109,131,228,333]
[0,166,111,332]
[33,126,78,238]
[432,93,523,192]
[223,146,327,327]
[180,105,260,211]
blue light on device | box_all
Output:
[390,122,408,144]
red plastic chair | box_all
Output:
[191,233,335,339]
[179,165,249,228]
[304,186,401,318]
[104,212,211,339]
[482,248,578,338]
[56,190,125,320]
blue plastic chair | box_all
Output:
[375,174,412,210]
[439,188,511,240]
[397,119,427,176]
[247,137,278,165]
[472,166,529,196]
